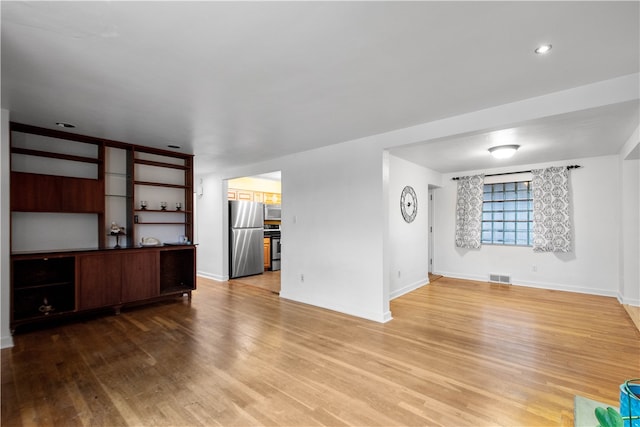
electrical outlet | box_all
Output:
[532,265,537,272]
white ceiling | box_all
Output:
[2,1,639,175]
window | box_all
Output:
[481,181,533,246]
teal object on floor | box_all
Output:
[620,380,640,427]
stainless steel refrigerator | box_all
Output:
[229,200,264,278]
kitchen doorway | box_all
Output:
[226,171,282,293]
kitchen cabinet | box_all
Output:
[264,237,271,270]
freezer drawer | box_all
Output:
[230,228,264,278]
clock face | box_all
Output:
[400,186,417,223]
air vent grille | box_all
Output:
[489,273,511,284]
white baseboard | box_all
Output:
[618,292,640,306]
[197,271,228,282]
[435,271,620,299]
[390,279,429,300]
[279,290,391,323]
[1,335,14,349]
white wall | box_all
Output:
[620,159,639,305]
[196,139,390,322]
[433,155,622,297]
[196,76,638,323]
[1,109,13,348]
[619,126,640,305]
[387,155,431,299]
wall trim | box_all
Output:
[390,279,429,300]
[1,335,14,349]
[197,271,228,282]
[435,271,620,299]
[279,291,390,323]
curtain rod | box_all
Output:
[451,165,581,180]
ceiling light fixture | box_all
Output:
[488,145,520,159]
[535,44,552,54]
[55,122,76,128]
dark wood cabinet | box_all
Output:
[12,256,75,322]
[9,122,196,332]
[78,252,122,310]
[11,246,195,330]
[122,250,159,303]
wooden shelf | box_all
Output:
[11,147,101,164]
[134,209,189,213]
[134,158,187,170]
[134,180,188,189]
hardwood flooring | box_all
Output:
[229,270,281,294]
[2,276,639,426]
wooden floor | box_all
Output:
[229,270,281,294]
[2,276,639,426]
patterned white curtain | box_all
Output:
[455,174,484,249]
[532,166,571,252]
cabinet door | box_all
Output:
[78,253,121,310]
[237,190,253,201]
[11,172,61,211]
[61,177,104,212]
[121,251,159,303]
[263,238,271,270]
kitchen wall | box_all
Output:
[228,176,281,194]
[433,155,622,297]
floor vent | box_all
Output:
[489,274,511,284]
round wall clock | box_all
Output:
[400,185,417,223]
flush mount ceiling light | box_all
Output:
[489,144,520,159]
[55,122,76,128]
[535,44,552,54]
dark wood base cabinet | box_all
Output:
[11,246,196,332]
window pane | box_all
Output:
[482,180,532,246]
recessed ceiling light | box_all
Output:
[167,144,181,149]
[489,145,520,159]
[56,122,76,128]
[535,44,552,54]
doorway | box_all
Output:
[226,171,282,293]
